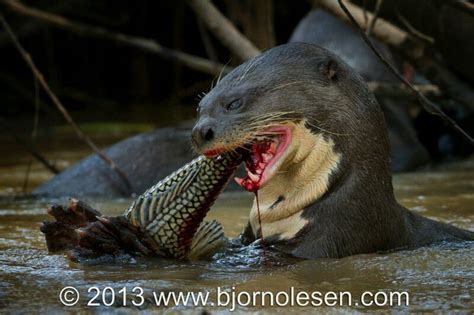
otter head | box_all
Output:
[192,43,394,240]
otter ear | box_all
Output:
[319,58,338,81]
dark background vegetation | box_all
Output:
[0,0,312,125]
[0,0,473,158]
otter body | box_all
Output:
[192,43,474,259]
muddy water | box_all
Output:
[0,133,473,313]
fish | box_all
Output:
[124,152,241,259]
[41,152,241,261]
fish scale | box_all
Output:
[124,152,241,259]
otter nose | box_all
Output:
[192,122,215,147]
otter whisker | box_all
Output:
[305,121,355,137]
[238,58,259,82]
[216,59,232,85]
[268,81,306,92]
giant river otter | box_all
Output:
[191,42,474,259]
[42,43,473,261]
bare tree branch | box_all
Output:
[22,76,40,192]
[366,0,383,36]
[196,17,218,62]
[315,0,474,113]
[0,117,59,175]
[336,0,473,146]
[362,0,368,29]
[368,82,440,99]
[317,0,409,47]
[396,11,434,44]
[0,0,229,76]
[188,0,261,60]
[0,14,133,193]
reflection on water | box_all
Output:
[0,134,473,313]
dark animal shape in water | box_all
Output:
[289,9,430,171]
[33,127,196,198]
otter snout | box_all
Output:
[192,118,215,149]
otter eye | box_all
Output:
[225,99,242,111]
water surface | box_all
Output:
[0,133,473,313]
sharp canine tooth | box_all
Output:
[262,153,272,163]
[258,162,266,169]
[269,142,277,151]
[234,177,244,186]
[256,168,263,174]
[248,172,259,182]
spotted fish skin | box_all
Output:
[124,152,241,259]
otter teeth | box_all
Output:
[262,153,273,163]
[234,177,244,186]
[248,172,259,182]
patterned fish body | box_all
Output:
[124,152,241,260]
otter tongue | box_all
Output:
[234,140,276,192]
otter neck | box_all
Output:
[249,124,341,239]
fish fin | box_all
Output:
[187,220,227,260]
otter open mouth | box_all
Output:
[234,126,292,192]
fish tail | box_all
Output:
[187,220,227,260]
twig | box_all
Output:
[396,11,434,44]
[22,76,40,192]
[188,0,261,61]
[336,0,473,146]
[318,0,474,111]
[0,118,59,174]
[0,14,133,192]
[196,17,218,62]
[368,82,440,99]
[362,0,368,29]
[451,0,474,16]
[366,0,383,36]
[317,0,408,47]
[0,0,229,76]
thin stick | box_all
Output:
[318,0,408,47]
[0,15,132,192]
[0,118,59,174]
[318,0,474,111]
[396,11,434,44]
[188,0,261,60]
[368,82,440,98]
[362,0,368,29]
[0,0,229,76]
[336,0,473,146]
[366,0,382,36]
[196,17,218,63]
[22,77,40,192]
